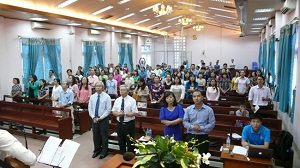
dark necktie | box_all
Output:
[95,94,100,118]
[120,98,124,122]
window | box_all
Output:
[174,36,187,68]
[141,45,152,66]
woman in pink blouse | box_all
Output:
[113,69,122,87]
[78,76,92,103]
[68,75,79,101]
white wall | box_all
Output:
[153,24,260,69]
[0,17,147,98]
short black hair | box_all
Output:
[67,69,72,73]
[250,113,263,122]
[162,91,178,107]
[49,70,54,73]
[13,78,20,84]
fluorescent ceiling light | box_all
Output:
[141,34,149,37]
[139,3,160,12]
[158,26,171,30]
[57,0,77,8]
[92,6,114,15]
[197,15,214,19]
[209,7,235,13]
[148,22,162,28]
[251,30,260,32]
[251,28,261,30]
[134,19,150,25]
[211,0,233,4]
[166,16,182,22]
[252,23,264,26]
[215,14,236,19]
[189,9,208,14]
[175,23,181,25]
[116,13,135,21]
[253,17,268,21]
[254,8,274,13]
[93,27,106,30]
[223,23,238,27]
[178,1,201,7]
[67,23,81,26]
[118,0,130,4]
[30,17,48,21]
[130,32,138,34]
[205,20,218,23]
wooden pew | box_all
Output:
[2,95,91,135]
[0,101,73,140]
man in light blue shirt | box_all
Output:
[58,81,74,131]
[242,113,270,149]
[183,90,215,168]
[88,81,111,159]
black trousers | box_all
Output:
[186,133,209,168]
[92,117,109,155]
[117,120,135,154]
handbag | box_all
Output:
[132,93,140,101]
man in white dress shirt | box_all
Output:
[88,81,111,159]
[112,85,138,154]
[0,129,36,166]
[248,76,272,111]
[235,70,250,95]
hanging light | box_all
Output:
[153,2,173,16]
[178,16,192,25]
[193,24,204,31]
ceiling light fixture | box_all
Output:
[91,6,114,15]
[178,1,201,7]
[208,7,235,13]
[178,16,192,25]
[158,26,171,30]
[134,19,151,25]
[252,23,264,26]
[167,16,182,22]
[254,8,274,13]
[57,0,77,8]
[193,24,204,31]
[215,14,236,19]
[140,3,160,12]
[189,9,209,14]
[253,17,269,21]
[30,17,48,21]
[115,13,135,21]
[211,0,233,4]
[153,2,173,16]
[118,0,131,4]
[148,22,162,28]
[67,23,81,26]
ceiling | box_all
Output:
[0,0,285,36]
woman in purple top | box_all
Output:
[159,91,184,140]
[149,76,165,103]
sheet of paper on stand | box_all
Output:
[232,146,247,156]
[254,105,260,113]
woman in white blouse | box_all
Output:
[206,79,220,101]
[51,78,62,107]
[170,76,185,103]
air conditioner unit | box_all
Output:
[281,0,296,14]
[268,19,275,27]
[89,29,101,35]
[31,22,52,30]
[120,33,131,39]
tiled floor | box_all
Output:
[12,130,300,168]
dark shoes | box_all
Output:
[92,152,100,158]
[99,154,107,159]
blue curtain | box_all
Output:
[127,44,133,72]
[95,42,105,69]
[118,43,126,69]
[273,23,296,112]
[44,39,62,80]
[261,39,267,75]
[267,34,276,86]
[22,38,43,90]
[83,41,94,75]
[258,42,263,70]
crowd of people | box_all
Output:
[3,59,273,166]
